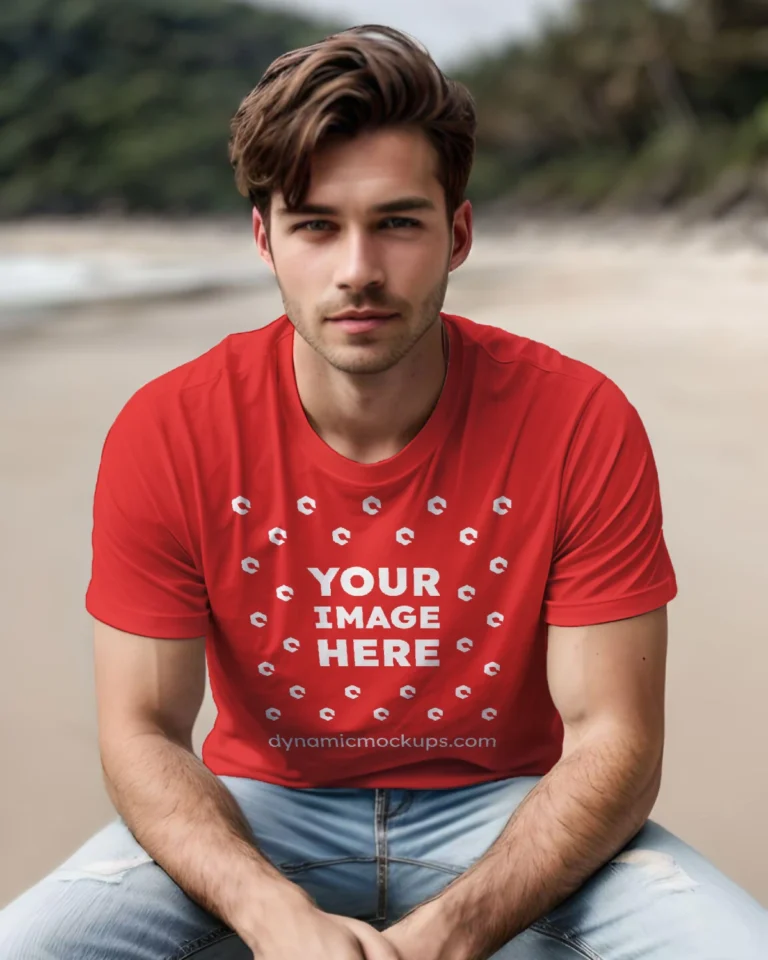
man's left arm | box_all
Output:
[385,605,668,960]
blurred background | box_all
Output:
[1,0,767,910]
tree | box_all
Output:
[0,0,339,216]
[459,0,768,213]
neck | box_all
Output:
[293,321,448,464]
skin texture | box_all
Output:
[253,126,472,465]
[94,127,668,959]
[94,621,401,958]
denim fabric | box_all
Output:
[0,775,765,958]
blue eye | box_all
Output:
[382,217,420,228]
[292,217,420,233]
[296,220,333,232]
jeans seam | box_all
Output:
[374,788,388,923]
[385,856,463,876]
[531,920,606,960]
[171,925,233,960]
[280,856,376,873]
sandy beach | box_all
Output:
[1,218,766,908]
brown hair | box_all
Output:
[229,24,476,223]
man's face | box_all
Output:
[253,127,472,375]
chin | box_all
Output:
[325,345,405,376]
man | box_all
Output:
[0,23,765,960]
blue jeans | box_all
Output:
[0,775,765,958]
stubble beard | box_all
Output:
[280,270,450,376]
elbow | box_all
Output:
[567,719,665,811]
[612,730,665,830]
[638,746,664,816]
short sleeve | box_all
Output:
[543,378,677,627]
[85,388,210,639]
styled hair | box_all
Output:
[229,24,476,222]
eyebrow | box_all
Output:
[276,196,437,217]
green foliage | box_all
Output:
[0,0,339,216]
[3,0,768,216]
[462,0,768,214]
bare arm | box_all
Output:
[94,620,310,942]
[386,607,668,960]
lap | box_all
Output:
[2,775,765,959]
[229,775,767,956]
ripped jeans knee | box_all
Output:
[0,819,225,960]
[54,850,154,885]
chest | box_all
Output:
[199,439,561,662]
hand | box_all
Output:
[383,898,464,960]
[245,900,402,959]
[335,916,405,959]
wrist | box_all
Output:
[429,893,483,960]
[232,874,315,942]
[393,895,472,960]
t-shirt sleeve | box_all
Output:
[85,388,210,639]
[543,377,677,627]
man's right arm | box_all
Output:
[94,620,308,939]
[94,621,399,959]
[87,391,399,958]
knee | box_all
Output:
[0,864,149,960]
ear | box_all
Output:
[449,199,473,273]
[252,206,275,274]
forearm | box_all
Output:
[101,729,309,936]
[433,728,662,960]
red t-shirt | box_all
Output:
[86,314,677,788]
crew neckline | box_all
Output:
[277,314,465,485]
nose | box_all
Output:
[334,229,385,293]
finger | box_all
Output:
[349,920,402,960]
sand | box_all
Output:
[1,218,766,908]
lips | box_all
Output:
[326,310,399,334]
[330,316,397,333]
[326,311,398,321]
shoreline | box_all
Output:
[3,212,768,320]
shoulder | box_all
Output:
[447,313,605,388]
[445,312,627,414]
[111,316,291,432]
